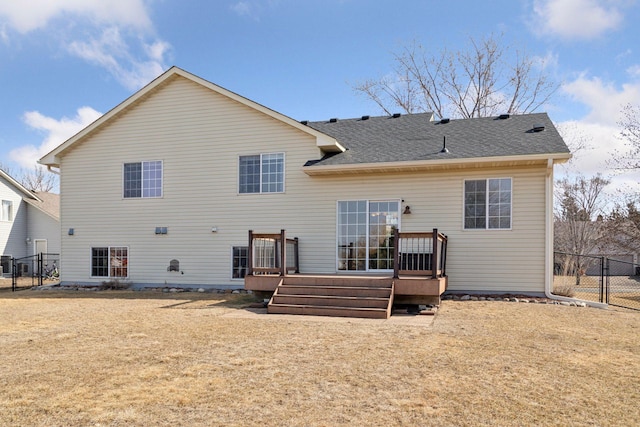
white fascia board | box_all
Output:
[0,169,41,201]
[303,152,573,176]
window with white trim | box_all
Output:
[239,153,284,193]
[464,178,512,229]
[124,161,162,198]
[232,246,248,279]
[91,246,129,278]
[1,200,12,221]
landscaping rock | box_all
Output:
[460,295,471,301]
[197,288,205,293]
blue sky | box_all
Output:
[1,0,639,194]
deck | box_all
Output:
[244,229,448,318]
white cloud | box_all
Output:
[67,27,167,91]
[0,0,170,91]
[557,74,640,202]
[532,0,625,40]
[9,107,102,169]
[231,2,253,17]
[627,64,640,78]
[230,0,281,20]
[562,75,640,126]
[0,0,151,33]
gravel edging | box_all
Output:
[30,284,253,294]
[442,293,588,307]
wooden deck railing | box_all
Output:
[247,229,299,276]
[393,228,447,279]
[247,228,447,279]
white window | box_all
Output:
[91,247,129,278]
[464,178,512,229]
[239,153,284,194]
[232,246,248,279]
[1,200,12,221]
[337,200,400,271]
[124,161,163,198]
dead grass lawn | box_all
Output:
[0,290,638,426]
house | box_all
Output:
[38,66,570,309]
[0,169,60,277]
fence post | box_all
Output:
[11,258,16,292]
[605,258,610,304]
[599,256,605,303]
[38,252,43,286]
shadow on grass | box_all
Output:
[0,286,262,308]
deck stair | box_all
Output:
[267,276,394,319]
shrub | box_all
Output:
[99,279,132,290]
[553,284,575,298]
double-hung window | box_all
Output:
[124,161,163,198]
[239,153,284,194]
[1,200,12,221]
[464,178,512,229]
[91,246,129,278]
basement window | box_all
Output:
[232,246,248,279]
[91,246,129,278]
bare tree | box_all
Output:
[0,162,58,193]
[606,200,640,256]
[615,103,640,170]
[20,166,57,192]
[554,175,610,285]
[354,34,558,118]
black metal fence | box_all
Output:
[554,252,640,311]
[11,253,60,291]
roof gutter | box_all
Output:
[543,158,607,308]
[46,165,60,175]
[303,152,572,175]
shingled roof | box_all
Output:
[304,112,570,167]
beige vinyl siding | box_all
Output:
[289,166,546,293]
[59,75,548,293]
[59,75,327,285]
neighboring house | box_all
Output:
[39,66,570,296]
[554,219,640,276]
[0,169,60,276]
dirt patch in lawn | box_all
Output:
[0,291,638,426]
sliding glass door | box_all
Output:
[337,200,400,272]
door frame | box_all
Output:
[336,199,401,273]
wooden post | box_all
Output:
[393,227,400,279]
[280,229,286,277]
[247,230,253,276]
[432,228,438,279]
[294,237,300,274]
[441,235,447,277]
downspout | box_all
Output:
[544,158,607,308]
[46,165,60,175]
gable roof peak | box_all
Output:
[39,66,344,167]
